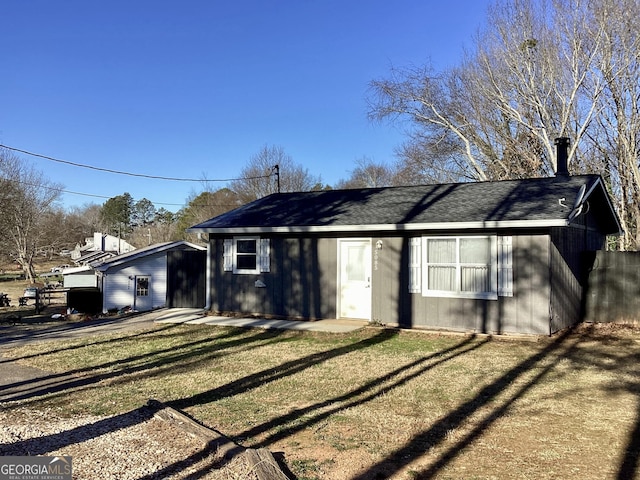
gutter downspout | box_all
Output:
[548,236,553,336]
[205,236,211,310]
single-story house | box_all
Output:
[91,241,207,313]
[189,155,621,335]
[71,232,136,261]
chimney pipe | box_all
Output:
[555,137,570,177]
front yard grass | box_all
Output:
[1,322,639,479]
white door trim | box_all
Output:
[133,275,152,311]
[337,238,372,320]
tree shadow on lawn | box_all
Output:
[0,323,179,365]
[353,330,580,479]
[618,384,640,480]
[2,324,639,480]
[150,325,640,480]
[1,327,402,478]
[0,326,301,472]
[137,332,490,480]
[3,325,394,422]
[563,324,640,480]
[346,325,640,480]
[0,326,284,403]
[239,335,488,447]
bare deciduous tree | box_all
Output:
[585,0,640,249]
[392,132,472,185]
[59,204,103,252]
[336,157,395,189]
[369,0,640,249]
[230,145,322,202]
[0,148,63,281]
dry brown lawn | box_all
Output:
[1,317,638,480]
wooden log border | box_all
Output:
[149,399,290,480]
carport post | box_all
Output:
[35,289,42,314]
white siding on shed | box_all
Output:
[64,271,98,288]
[101,253,167,313]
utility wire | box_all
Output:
[0,144,273,182]
[61,187,186,207]
[3,177,187,207]
[4,177,254,209]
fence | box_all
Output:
[584,251,640,323]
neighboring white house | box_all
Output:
[71,232,136,262]
[63,233,137,289]
[93,241,206,313]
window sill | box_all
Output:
[232,269,261,275]
[422,291,498,301]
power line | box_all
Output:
[2,177,187,208]
[61,187,186,207]
[0,143,273,182]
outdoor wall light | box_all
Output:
[376,240,383,250]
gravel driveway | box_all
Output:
[0,310,256,479]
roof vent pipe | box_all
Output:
[554,137,570,177]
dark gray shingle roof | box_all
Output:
[93,241,205,271]
[189,175,620,234]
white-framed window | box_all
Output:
[409,235,513,299]
[223,237,270,274]
[136,276,150,297]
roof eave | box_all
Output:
[94,241,205,271]
[188,219,571,235]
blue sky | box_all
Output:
[1,1,491,212]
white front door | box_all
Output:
[134,276,152,311]
[338,239,372,320]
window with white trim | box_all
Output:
[409,235,513,299]
[136,276,150,297]
[223,237,270,274]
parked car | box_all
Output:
[50,264,70,273]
